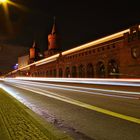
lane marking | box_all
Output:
[2,83,140,125]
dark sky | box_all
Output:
[0,0,140,51]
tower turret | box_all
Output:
[29,41,41,63]
[29,41,35,63]
[48,17,58,50]
[44,17,60,57]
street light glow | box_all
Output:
[0,0,7,3]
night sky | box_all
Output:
[0,0,140,51]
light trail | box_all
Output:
[1,82,140,125]
[6,54,60,76]
[13,77,140,87]
[4,79,140,99]
[61,28,130,55]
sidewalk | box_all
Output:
[0,88,73,140]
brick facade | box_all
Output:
[9,25,140,78]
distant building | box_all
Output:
[7,24,140,78]
[0,43,29,74]
[18,55,29,69]
[17,55,30,76]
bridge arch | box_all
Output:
[78,64,85,78]
[96,61,106,78]
[87,63,94,78]
[108,59,119,78]
[72,66,77,77]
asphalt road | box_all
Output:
[1,78,140,140]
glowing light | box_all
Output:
[62,29,130,55]
[2,80,140,124]
[5,54,59,76]
[35,53,59,66]
[4,79,140,99]
[0,0,28,36]
[12,77,140,87]
[0,0,7,3]
[7,0,28,11]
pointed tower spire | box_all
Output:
[51,16,56,35]
[45,17,61,57]
[29,40,36,61]
[32,40,36,48]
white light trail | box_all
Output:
[62,29,130,55]
[6,77,140,87]
[4,78,140,99]
[1,82,140,125]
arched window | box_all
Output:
[35,72,37,76]
[72,66,77,77]
[78,64,85,78]
[46,71,48,77]
[65,67,70,77]
[108,59,119,78]
[96,61,105,78]
[87,63,94,78]
[59,68,63,77]
[50,70,52,77]
[53,69,57,77]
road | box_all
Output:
[0,78,140,140]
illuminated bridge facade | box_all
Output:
[8,24,140,78]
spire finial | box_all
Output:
[53,16,56,24]
[32,40,36,48]
[51,16,56,35]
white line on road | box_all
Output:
[4,80,140,99]
[2,83,140,125]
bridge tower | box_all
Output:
[44,17,60,57]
